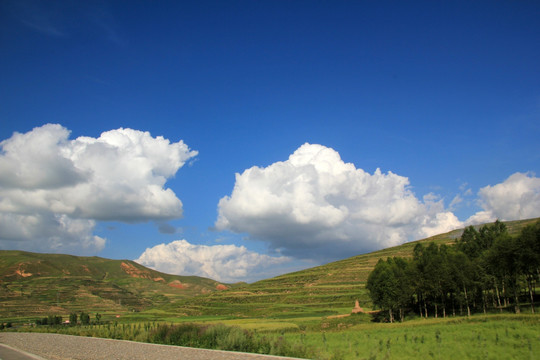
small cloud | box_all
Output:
[469,172,540,222]
[135,239,293,283]
[21,19,66,37]
[465,211,496,226]
[449,194,463,209]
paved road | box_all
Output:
[0,344,47,360]
[0,333,305,360]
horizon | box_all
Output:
[1,0,539,283]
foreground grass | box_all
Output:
[3,313,538,359]
[286,314,540,360]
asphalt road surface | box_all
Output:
[0,333,305,360]
[0,344,47,360]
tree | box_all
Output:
[69,313,78,325]
[515,221,540,313]
[457,221,507,259]
[367,258,399,322]
[448,249,477,317]
[365,220,539,321]
[80,312,90,325]
[457,226,481,258]
[391,256,414,321]
[487,233,521,313]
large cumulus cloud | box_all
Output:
[135,239,293,283]
[0,124,197,253]
[215,143,462,260]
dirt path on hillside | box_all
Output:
[0,333,305,360]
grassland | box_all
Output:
[158,217,540,320]
[0,250,232,319]
[5,314,538,359]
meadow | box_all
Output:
[5,313,538,359]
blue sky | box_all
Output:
[1,1,539,283]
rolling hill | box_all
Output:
[2,218,538,321]
[0,251,230,318]
[165,218,540,319]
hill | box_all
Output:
[166,218,540,319]
[2,218,537,321]
[0,250,229,318]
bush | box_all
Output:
[69,313,77,325]
[80,312,90,325]
[217,326,255,352]
[148,323,311,358]
[36,315,61,326]
[167,323,201,347]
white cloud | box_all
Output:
[465,210,496,225]
[468,172,540,222]
[135,239,293,283]
[449,194,463,209]
[0,124,197,254]
[216,143,462,260]
[0,213,105,254]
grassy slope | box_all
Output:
[167,218,540,319]
[2,218,538,321]
[0,250,229,318]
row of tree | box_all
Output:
[366,220,540,322]
[36,312,101,326]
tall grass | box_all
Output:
[285,315,540,359]
[149,323,310,357]
[8,321,313,358]
[4,313,539,359]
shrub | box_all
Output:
[147,323,310,358]
[80,312,90,325]
[69,313,77,325]
[167,323,201,347]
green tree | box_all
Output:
[367,258,399,322]
[515,221,540,313]
[457,221,507,259]
[69,312,77,325]
[487,233,521,313]
[447,249,476,317]
[80,312,90,325]
[457,226,481,258]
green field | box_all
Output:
[293,314,539,360]
[4,314,538,359]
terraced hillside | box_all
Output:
[0,251,230,318]
[169,218,540,318]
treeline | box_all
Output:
[35,312,101,326]
[366,220,540,322]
